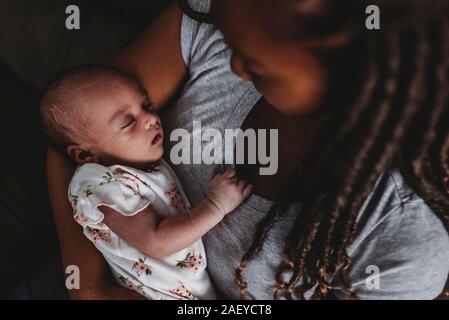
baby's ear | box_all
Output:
[67,145,99,165]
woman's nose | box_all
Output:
[230,52,252,81]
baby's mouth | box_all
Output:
[151,132,163,145]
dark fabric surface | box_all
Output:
[0,0,171,299]
[0,62,59,297]
[5,254,69,300]
[0,0,170,89]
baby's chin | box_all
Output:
[140,147,165,169]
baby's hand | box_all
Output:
[206,169,253,217]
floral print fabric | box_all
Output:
[68,159,216,300]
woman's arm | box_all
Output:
[47,146,144,299]
[106,1,187,110]
[47,2,187,299]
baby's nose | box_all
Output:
[144,116,160,130]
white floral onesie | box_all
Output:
[68,159,217,300]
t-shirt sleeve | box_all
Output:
[180,0,227,72]
[68,163,155,229]
[331,199,449,300]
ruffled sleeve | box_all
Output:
[68,163,155,229]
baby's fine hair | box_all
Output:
[39,63,137,148]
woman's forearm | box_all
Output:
[46,2,188,300]
[105,1,187,111]
[47,146,141,300]
[69,272,145,300]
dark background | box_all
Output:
[0,0,171,299]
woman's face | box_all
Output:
[211,0,332,116]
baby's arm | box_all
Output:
[101,169,252,259]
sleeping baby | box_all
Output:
[39,64,253,300]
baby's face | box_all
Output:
[84,80,164,168]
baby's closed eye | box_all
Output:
[121,115,136,129]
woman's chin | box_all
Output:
[266,95,324,117]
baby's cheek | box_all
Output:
[113,141,138,160]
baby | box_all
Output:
[39,64,252,300]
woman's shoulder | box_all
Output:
[354,167,449,255]
[338,168,449,299]
[354,167,435,227]
[180,0,226,69]
[186,0,210,13]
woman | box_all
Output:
[47,0,449,299]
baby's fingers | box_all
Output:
[223,169,236,178]
[237,179,248,190]
[242,184,254,198]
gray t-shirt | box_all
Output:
[162,0,449,299]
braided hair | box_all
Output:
[178,0,449,299]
